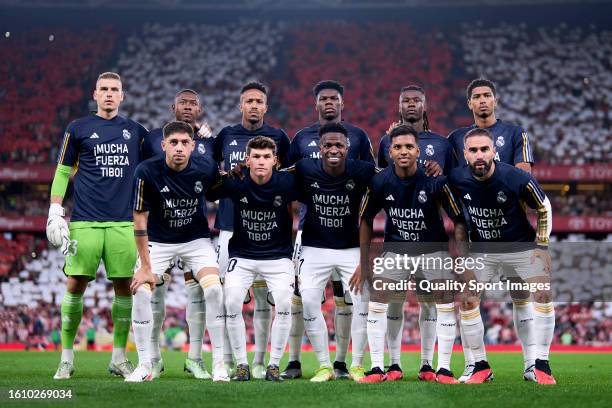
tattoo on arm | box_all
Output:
[134,229,147,237]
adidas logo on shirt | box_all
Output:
[385,194,394,201]
[160,186,170,193]
[464,193,472,200]
[229,140,238,146]
[310,182,320,188]
[240,197,248,204]
[308,140,318,147]
[90,133,99,139]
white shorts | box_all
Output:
[149,238,218,276]
[376,251,453,283]
[224,257,294,294]
[298,246,359,293]
[293,231,342,284]
[473,250,545,282]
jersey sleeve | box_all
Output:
[377,134,390,168]
[360,179,383,221]
[518,174,551,246]
[57,122,79,167]
[443,139,457,175]
[433,176,463,223]
[513,127,534,164]
[212,130,225,163]
[133,165,154,212]
[277,130,291,169]
[288,134,302,166]
[205,173,235,202]
[358,129,376,164]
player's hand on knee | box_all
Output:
[46,203,70,248]
[350,265,368,295]
[532,248,552,274]
[131,267,156,293]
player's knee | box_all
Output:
[460,298,479,311]
[273,292,292,315]
[134,285,152,305]
[533,290,552,304]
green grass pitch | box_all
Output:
[0,351,610,408]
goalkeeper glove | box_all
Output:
[46,203,70,254]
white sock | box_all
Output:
[252,283,272,366]
[419,302,437,366]
[350,291,369,368]
[111,348,126,364]
[132,286,153,368]
[460,323,475,366]
[224,286,248,365]
[268,290,293,366]
[186,279,206,361]
[513,300,536,369]
[61,348,74,364]
[150,274,169,361]
[435,303,457,371]
[386,298,404,367]
[534,302,555,361]
[199,275,225,367]
[460,307,487,362]
[288,295,304,362]
[367,302,388,370]
[334,297,352,364]
[301,288,331,367]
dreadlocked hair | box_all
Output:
[400,85,430,132]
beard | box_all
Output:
[469,159,493,177]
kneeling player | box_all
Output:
[206,136,295,382]
[128,121,228,382]
[350,125,465,383]
[448,128,555,384]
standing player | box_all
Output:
[350,125,465,383]
[143,89,214,379]
[377,85,456,381]
[207,136,295,382]
[290,123,376,382]
[128,121,227,382]
[282,80,375,380]
[48,72,148,379]
[213,82,290,378]
[448,78,536,382]
[447,128,555,384]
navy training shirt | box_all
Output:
[133,155,218,244]
[447,120,534,167]
[57,113,148,222]
[448,162,548,247]
[378,130,456,174]
[288,121,375,165]
[143,127,214,161]
[361,166,463,250]
[292,158,376,249]
[206,168,296,260]
[212,123,290,231]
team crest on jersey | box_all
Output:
[418,190,427,204]
[497,191,507,203]
[346,179,355,191]
[425,144,435,156]
[496,136,505,147]
[197,143,205,155]
[194,181,203,194]
[273,195,283,207]
[122,129,131,140]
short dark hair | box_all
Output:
[175,88,199,100]
[467,78,497,100]
[246,136,276,155]
[241,81,268,95]
[313,80,344,98]
[319,123,348,139]
[389,124,419,144]
[400,84,425,94]
[163,121,194,139]
[463,127,493,144]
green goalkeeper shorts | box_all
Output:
[63,222,136,280]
